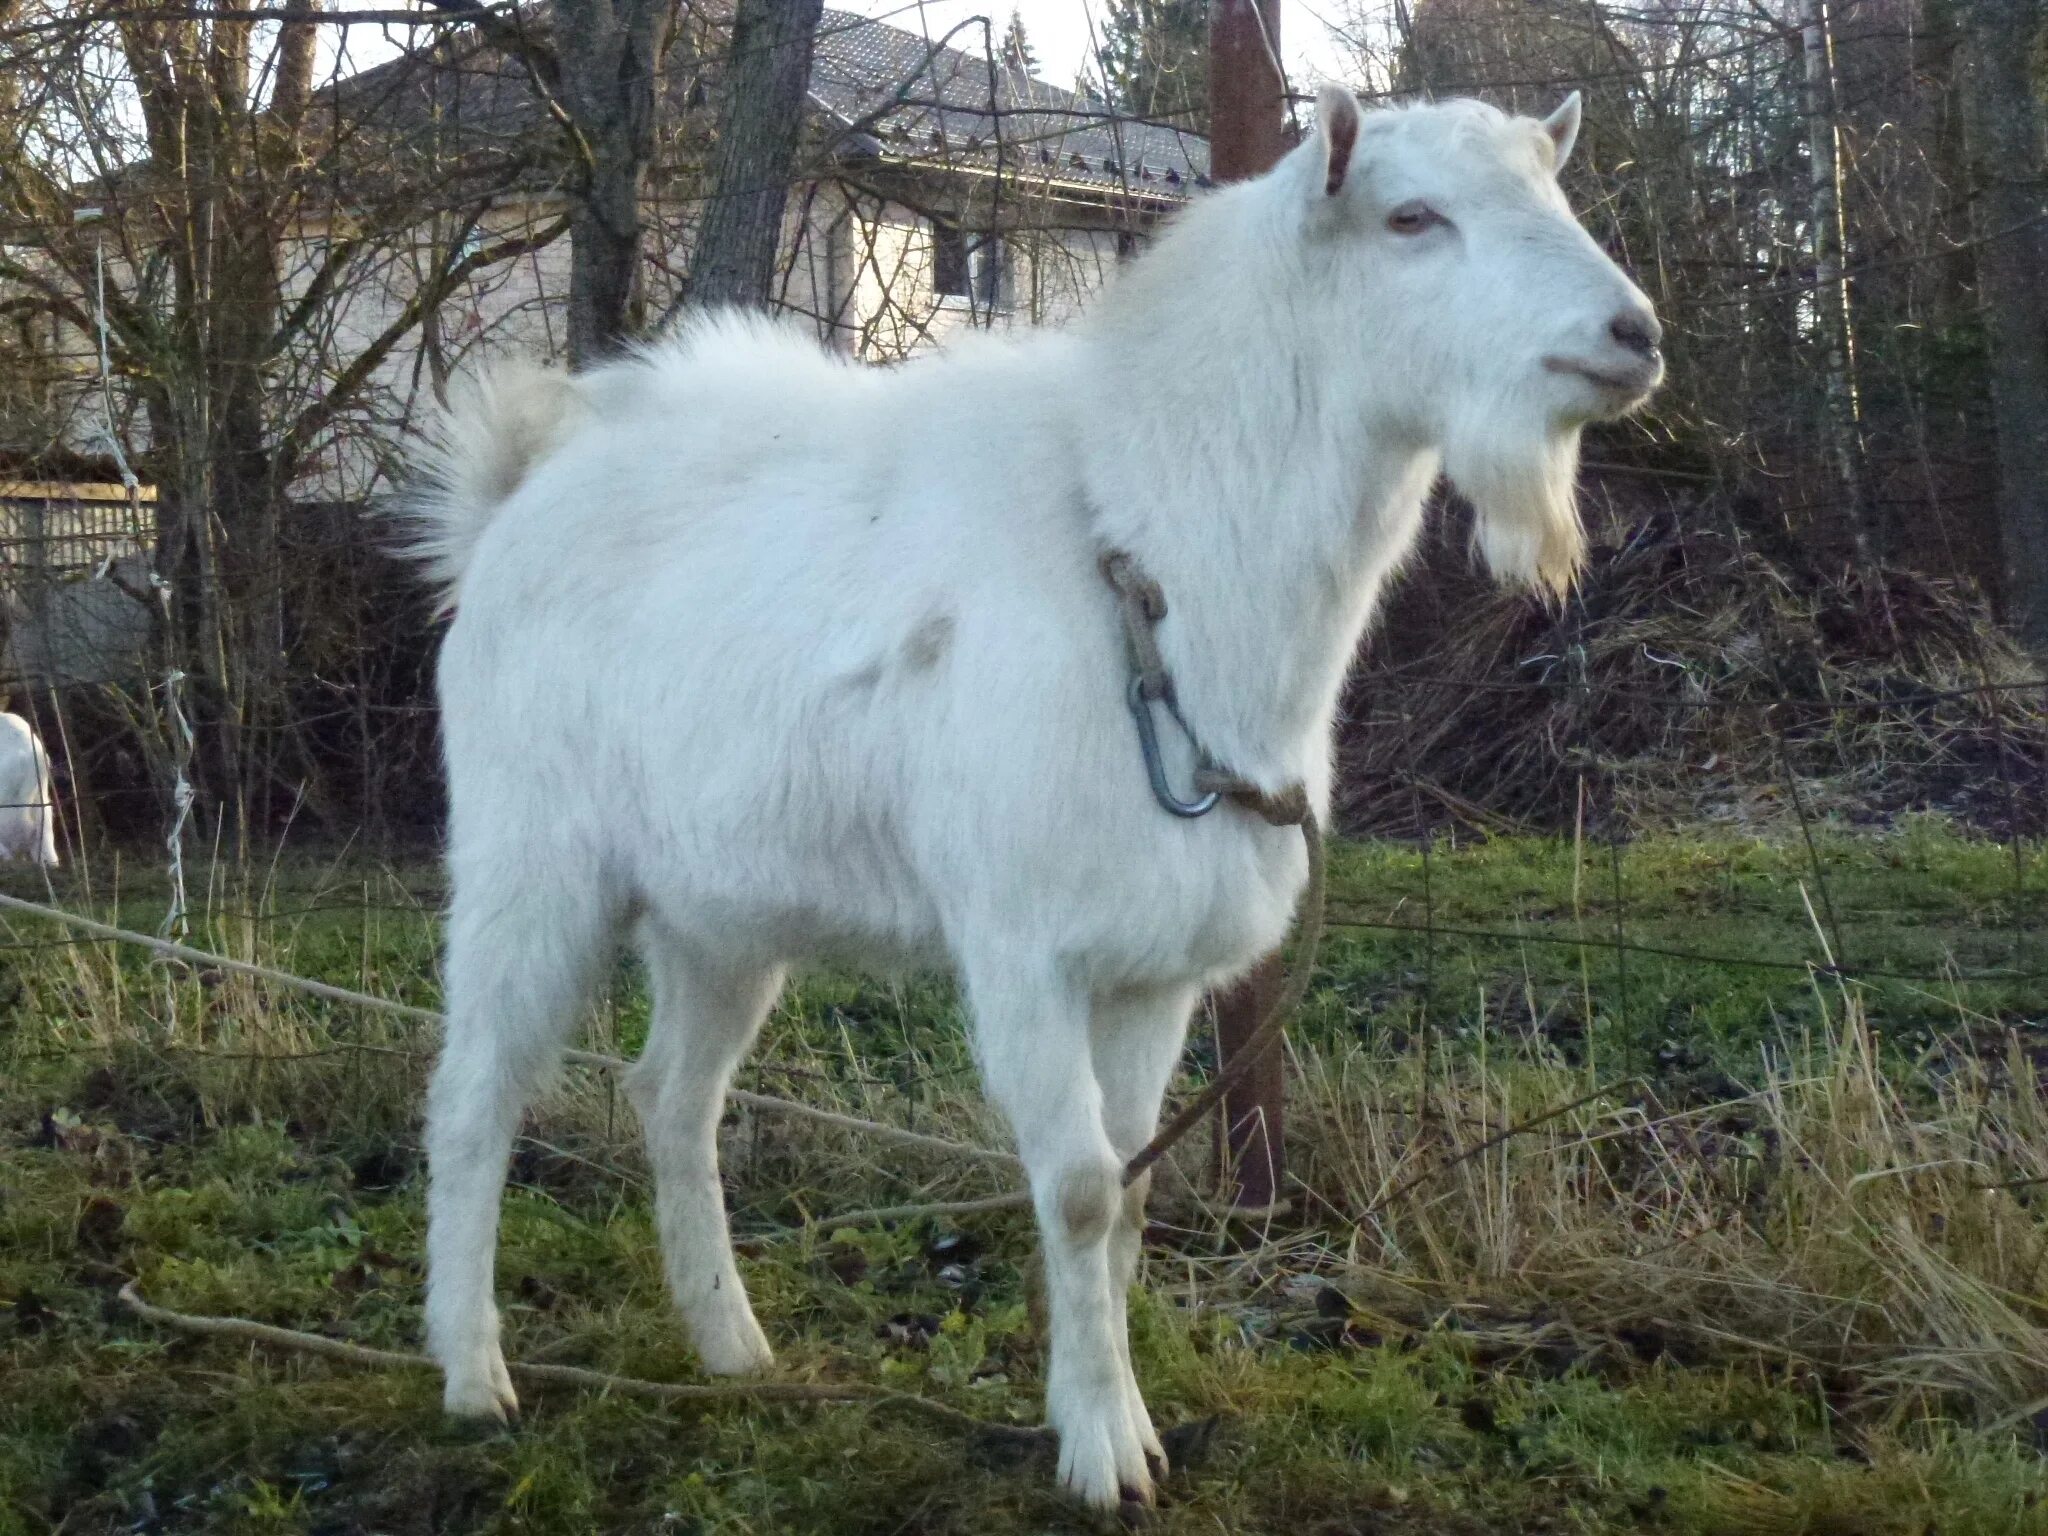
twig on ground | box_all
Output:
[116,1282,1050,1446]
[785,1190,1034,1231]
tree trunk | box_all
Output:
[109,0,314,825]
[675,0,825,313]
[557,0,676,365]
[0,0,21,120]
[1800,0,1874,562]
[1959,0,2048,651]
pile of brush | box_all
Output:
[1337,516,2047,837]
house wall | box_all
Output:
[12,179,1158,507]
[286,179,1146,501]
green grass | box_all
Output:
[2,824,2046,1534]
[1314,814,2045,1056]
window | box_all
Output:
[933,224,971,298]
[972,236,1005,307]
[932,224,1005,309]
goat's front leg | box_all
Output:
[966,954,1155,1511]
[1092,983,1202,1480]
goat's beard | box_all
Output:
[1442,406,1586,599]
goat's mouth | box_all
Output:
[1543,354,1662,413]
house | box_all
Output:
[287,6,1208,498]
[4,8,1207,542]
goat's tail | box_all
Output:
[399,362,585,607]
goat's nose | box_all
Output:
[1609,309,1662,359]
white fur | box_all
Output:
[0,712,60,868]
[408,90,1658,1509]
[407,364,588,608]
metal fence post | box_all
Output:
[1208,0,1291,1210]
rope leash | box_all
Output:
[1098,550,1326,1192]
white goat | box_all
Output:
[0,710,60,868]
[409,88,1661,1509]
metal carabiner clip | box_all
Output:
[1126,675,1221,818]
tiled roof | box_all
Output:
[313,6,1207,199]
[807,9,1208,194]
[313,24,566,165]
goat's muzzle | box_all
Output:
[1542,350,1663,417]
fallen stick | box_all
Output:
[117,1282,1049,1446]
[791,1190,1034,1230]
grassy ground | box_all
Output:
[2,822,2045,1535]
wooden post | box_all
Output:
[1207,0,1290,1210]
[1209,0,1288,182]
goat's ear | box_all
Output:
[1315,84,1362,197]
[1541,91,1582,172]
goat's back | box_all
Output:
[438,321,1099,928]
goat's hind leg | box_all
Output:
[426,871,613,1422]
[625,932,783,1375]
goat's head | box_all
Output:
[1286,86,1662,594]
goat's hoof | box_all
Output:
[442,1366,518,1425]
[692,1310,775,1376]
[1143,1447,1169,1484]
[1057,1415,1156,1513]
[1117,1496,1157,1529]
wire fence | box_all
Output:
[2,597,2041,961]
[3,644,2040,1069]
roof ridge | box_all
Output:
[304,0,1206,192]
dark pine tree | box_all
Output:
[1001,8,1038,75]
[1094,0,1207,130]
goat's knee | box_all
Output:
[1053,1157,1123,1249]
[619,1055,666,1120]
[1108,1169,1151,1298]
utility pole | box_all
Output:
[1207,0,1290,1209]
[1209,0,1287,181]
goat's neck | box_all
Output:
[1081,304,1437,795]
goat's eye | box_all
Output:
[1387,202,1440,235]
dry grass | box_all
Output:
[1286,991,2048,1427]
[1341,522,2048,837]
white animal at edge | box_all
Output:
[0,710,60,868]
[405,87,1663,1511]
